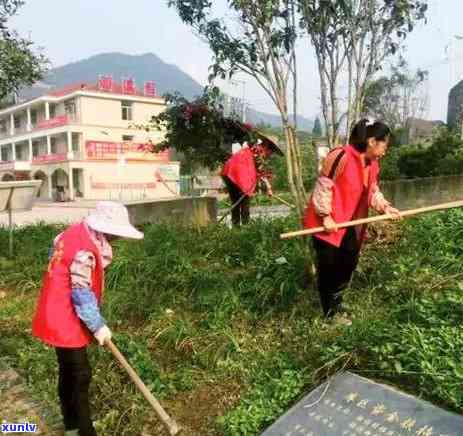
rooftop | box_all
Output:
[46,81,156,99]
[0,80,163,116]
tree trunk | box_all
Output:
[281,116,306,217]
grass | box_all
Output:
[0,210,462,435]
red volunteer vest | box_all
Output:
[221,148,257,196]
[303,145,380,248]
[32,222,104,348]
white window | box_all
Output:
[65,100,76,120]
[32,142,39,157]
[1,148,8,161]
[49,104,56,119]
[50,137,57,154]
[72,133,80,152]
[0,119,6,134]
[121,101,133,121]
[30,109,37,125]
[16,146,25,161]
[14,115,20,129]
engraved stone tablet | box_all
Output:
[261,372,463,436]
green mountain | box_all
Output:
[20,52,313,130]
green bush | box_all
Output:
[398,127,463,178]
[380,145,401,180]
[269,143,317,191]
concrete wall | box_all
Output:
[76,161,180,201]
[79,125,165,147]
[125,196,218,227]
[79,96,165,127]
[381,175,463,210]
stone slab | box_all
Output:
[261,372,463,436]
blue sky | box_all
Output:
[9,0,463,121]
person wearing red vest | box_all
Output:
[304,120,401,325]
[32,201,143,436]
[221,143,273,226]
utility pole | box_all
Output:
[229,79,247,122]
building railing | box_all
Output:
[0,160,13,169]
[32,153,68,164]
[35,115,69,130]
[0,160,31,171]
[0,114,82,140]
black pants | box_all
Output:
[55,347,97,436]
[312,227,360,318]
[222,176,250,226]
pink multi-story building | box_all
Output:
[0,79,180,201]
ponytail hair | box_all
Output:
[349,119,391,152]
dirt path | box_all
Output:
[0,360,63,435]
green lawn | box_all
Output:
[0,211,462,435]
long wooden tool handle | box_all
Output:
[106,339,182,436]
[280,200,463,240]
[218,194,246,223]
[272,194,295,209]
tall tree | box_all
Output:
[299,0,428,147]
[299,1,348,147]
[168,0,308,215]
[0,0,48,99]
[312,116,322,137]
[363,62,429,133]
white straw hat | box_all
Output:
[85,201,144,240]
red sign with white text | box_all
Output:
[32,153,68,164]
[85,141,170,161]
[123,79,136,95]
[144,81,157,97]
[98,75,113,92]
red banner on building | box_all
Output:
[85,140,170,161]
[98,75,113,92]
[35,115,69,130]
[144,81,157,97]
[123,78,136,95]
[32,153,68,164]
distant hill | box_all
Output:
[20,52,313,130]
[247,112,313,131]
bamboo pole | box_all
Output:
[106,340,182,435]
[272,194,295,209]
[280,200,463,240]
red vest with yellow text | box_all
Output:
[303,145,379,247]
[221,148,257,196]
[32,222,103,348]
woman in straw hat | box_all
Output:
[32,201,143,436]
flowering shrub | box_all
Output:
[140,87,259,172]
